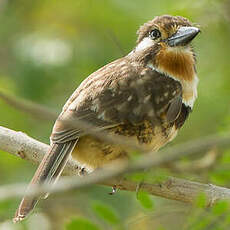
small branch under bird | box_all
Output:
[14,15,200,222]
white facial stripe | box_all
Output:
[135,37,153,52]
[147,63,198,108]
[182,76,199,108]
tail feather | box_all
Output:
[13,140,77,223]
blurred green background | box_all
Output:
[0,0,230,229]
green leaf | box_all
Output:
[66,218,101,230]
[212,201,229,215]
[195,193,207,208]
[220,149,230,163]
[210,169,230,186]
[137,191,154,210]
[92,201,120,225]
[192,218,210,230]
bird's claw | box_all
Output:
[108,185,117,195]
[78,167,87,176]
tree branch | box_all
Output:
[0,126,230,207]
[0,91,57,121]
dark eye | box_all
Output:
[149,29,161,40]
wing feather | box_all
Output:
[51,62,183,144]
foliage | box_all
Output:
[66,218,101,230]
[0,0,230,229]
[91,201,120,225]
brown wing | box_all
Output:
[13,60,183,222]
[166,96,182,123]
[51,59,183,144]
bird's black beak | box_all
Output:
[167,26,200,47]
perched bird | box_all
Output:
[14,15,200,222]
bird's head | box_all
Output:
[134,15,200,82]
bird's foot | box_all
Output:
[78,167,87,177]
[108,185,118,195]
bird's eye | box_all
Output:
[149,29,161,40]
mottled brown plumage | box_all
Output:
[14,15,200,222]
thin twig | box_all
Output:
[0,91,57,121]
[105,28,126,56]
[166,147,220,173]
[0,126,230,206]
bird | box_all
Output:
[13,15,200,222]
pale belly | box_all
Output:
[71,121,178,171]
